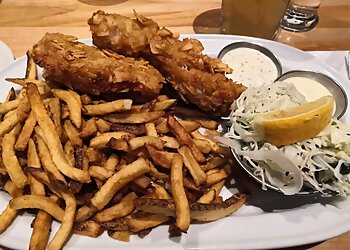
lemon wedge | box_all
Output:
[253,96,334,146]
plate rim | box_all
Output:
[0,40,15,72]
[0,34,349,250]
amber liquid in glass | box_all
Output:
[221,0,290,39]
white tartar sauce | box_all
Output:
[221,47,278,87]
[284,77,333,102]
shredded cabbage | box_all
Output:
[219,81,350,196]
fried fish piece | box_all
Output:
[89,10,159,56]
[88,11,246,115]
[29,33,164,98]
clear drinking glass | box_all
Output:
[221,0,290,40]
[280,0,322,32]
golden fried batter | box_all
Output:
[88,11,246,115]
[29,33,164,98]
[89,10,159,56]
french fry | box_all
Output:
[85,147,103,164]
[64,140,75,166]
[128,213,169,233]
[3,180,23,198]
[29,195,56,250]
[63,119,83,147]
[191,130,220,152]
[155,119,200,134]
[94,192,137,223]
[5,78,46,88]
[103,111,164,124]
[61,104,70,120]
[135,193,247,222]
[29,210,52,250]
[206,169,228,186]
[0,53,246,244]
[10,122,23,137]
[52,89,82,128]
[89,166,114,181]
[128,136,165,150]
[24,169,63,199]
[15,95,31,119]
[108,230,131,242]
[90,132,133,148]
[29,174,45,197]
[146,145,173,169]
[80,94,91,105]
[95,118,111,133]
[104,154,119,172]
[84,99,132,115]
[0,110,22,137]
[2,134,28,188]
[156,95,169,102]
[0,98,22,115]
[151,99,176,111]
[75,205,97,223]
[192,118,218,130]
[168,116,206,163]
[107,137,129,152]
[69,89,82,107]
[147,160,169,181]
[193,139,211,154]
[48,97,62,139]
[161,136,181,149]
[206,168,220,176]
[202,157,226,172]
[145,122,157,137]
[3,109,16,120]
[28,140,45,195]
[155,120,169,134]
[10,195,64,221]
[0,205,18,234]
[171,154,190,232]
[179,120,201,133]
[178,146,206,186]
[35,135,67,185]
[210,180,225,198]
[25,53,37,79]
[183,177,200,191]
[133,175,151,189]
[15,111,37,151]
[27,84,90,183]
[103,212,169,233]
[73,220,104,238]
[47,193,76,250]
[197,189,216,204]
[110,123,146,135]
[91,157,150,210]
[152,183,171,199]
[80,118,98,139]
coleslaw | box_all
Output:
[217,81,350,196]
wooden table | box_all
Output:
[0,0,349,249]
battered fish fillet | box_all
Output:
[88,11,246,115]
[89,10,159,56]
[29,33,164,98]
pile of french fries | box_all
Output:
[0,55,247,249]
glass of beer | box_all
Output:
[280,0,322,32]
[221,0,290,40]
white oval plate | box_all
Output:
[0,35,349,250]
[0,40,14,73]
